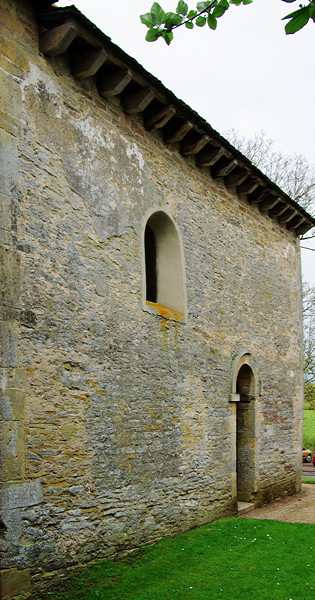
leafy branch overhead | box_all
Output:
[140,1,251,44]
[140,0,315,44]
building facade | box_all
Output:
[1,0,314,597]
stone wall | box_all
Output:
[0,0,304,596]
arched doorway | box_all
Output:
[236,363,256,502]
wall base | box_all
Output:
[0,568,31,600]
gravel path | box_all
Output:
[240,484,315,524]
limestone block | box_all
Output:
[0,37,30,74]
[1,507,22,545]
[0,194,12,234]
[229,393,240,402]
[0,568,31,600]
[0,70,22,129]
[0,228,11,246]
[0,368,26,391]
[0,110,19,137]
[0,389,26,421]
[1,481,43,510]
[0,54,28,83]
[0,5,23,37]
[0,248,20,310]
[0,130,18,196]
[0,322,17,368]
[0,420,25,480]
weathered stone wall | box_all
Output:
[0,0,303,596]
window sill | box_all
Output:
[145,301,185,323]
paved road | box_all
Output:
[241,483,315,523]
[302,462,315,478]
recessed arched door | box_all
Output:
[236,363,256,502]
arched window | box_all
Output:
[143,211,186,320]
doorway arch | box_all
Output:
[230,352,258,503]
[236,363,256,502]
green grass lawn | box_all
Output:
[35,518,315,600]
[33,410,315,599]
[304,409,315,450]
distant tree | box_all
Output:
[303,282,315,408]
[224,129,315,221]
[223,131,315,406]
[140,1,315,45]
[305,382,315,408]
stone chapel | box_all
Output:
[1,0,315,597]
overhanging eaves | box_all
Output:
[29,2,315,237]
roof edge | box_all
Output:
[31,3,315,236]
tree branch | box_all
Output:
[168,2,217,32]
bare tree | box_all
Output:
[303,282,315,408]
[225,129,315,215]
[224,129,315,405]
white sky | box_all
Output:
[57,0,315,283]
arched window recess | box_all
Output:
[143,210,186,322]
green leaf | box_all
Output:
[285,10,310,34]
[162,30,174,44]
[150,2,166,25]
[164,12,183,28]
[196,15,207,26]
[145,28,162,41]
[218,0,229,7]
[207,12,217,28]
[282,0,297,2]
[185,20,194,28]
[140,12,155,28]
[176,0,189,15]
[282,6,309,19]
[213,4,228,17]
[187,9,198,18]
[196,1,213,12]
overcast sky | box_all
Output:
[57,0,314,283]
